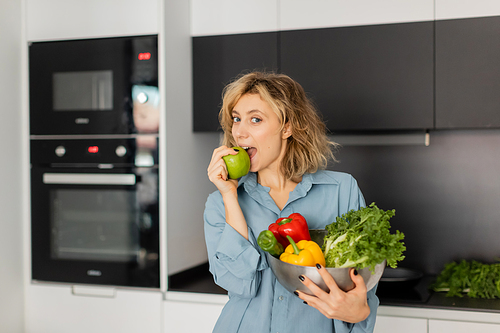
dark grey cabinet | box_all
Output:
[280,22,434,132]
[192,32,279,132]
[436,16,500,129]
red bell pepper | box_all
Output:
[268,213,311,248]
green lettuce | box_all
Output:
[323,203,406,271]
[431,260,500,299]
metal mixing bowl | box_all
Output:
[266,229,386,295]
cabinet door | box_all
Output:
[435,0,500,20]
[280,0,434,31]
[374,316,428,333]
[193,32,279,132]
[163,300,224,333]
[429,319,500,333]
[281,22,434,132]
[435,16,500,129]
[190,0,278,36]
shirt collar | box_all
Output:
[238,170,339,213]
[239,170,340,190]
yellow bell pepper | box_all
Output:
[280,235,326,267]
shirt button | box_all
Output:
[279,296,284,301]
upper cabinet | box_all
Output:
[279,0,434,30]
[435,2,500,129]
[192,32,279,132]
[190,0,278,36]
[26,0,159,41]
[280,22,434,132]
[192,0,500,132]
[435,0,500,20]
[435,15,500,129]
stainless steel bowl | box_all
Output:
[266,229,386,295]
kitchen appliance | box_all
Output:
[30,138,159,288]
[29,35,158,136]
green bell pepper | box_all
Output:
[257,230,284,257]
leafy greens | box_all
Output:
[430,260,500,299]
[323,203,406,271]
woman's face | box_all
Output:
[231,93,290,175]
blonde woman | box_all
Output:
[204,72,378,332]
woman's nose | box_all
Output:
[233,122,249,139]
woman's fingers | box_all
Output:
[347,267,367,295]
[295,265,371,323]
[208,145,238,168]
[207,146,240,194]
[315,264,342,295]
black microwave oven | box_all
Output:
[29,35,158,136]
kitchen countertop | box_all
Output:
[168,263,500,314]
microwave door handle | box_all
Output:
[42,173,136,185]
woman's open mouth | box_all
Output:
[241,147,257,160]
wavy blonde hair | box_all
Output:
[219,72,339,182]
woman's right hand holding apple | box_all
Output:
[207,146,239,196]
[207,146,249,240]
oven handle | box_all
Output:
[42,173,136,185]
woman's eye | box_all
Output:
[251,117,261,123]
[232,117,240,123]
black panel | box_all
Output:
[281,22,434,132]
[29,35,158,135]
[193,32,279,132]
[436,16,500,129]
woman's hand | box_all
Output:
[207,146,239,196]
[296,265,370,323]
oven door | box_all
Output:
[31,167,159,288]
[29,35,158,135]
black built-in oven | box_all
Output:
[29,35,158,136]
[30,138,159,288]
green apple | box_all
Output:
[222,146,251,179]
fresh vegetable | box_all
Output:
[280,236,326,267]
[257,230,284,257]
[269,213,311,248]
[430,260,500,299]
[323,203,405,271]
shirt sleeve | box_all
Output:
[203,191,268,298]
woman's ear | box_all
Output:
[282,123,292,139]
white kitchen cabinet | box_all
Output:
[374,315,428,333]
[429,319,500,333]
[25,284,162,333]
[190,0,278,36]
[435,0,500,20]
[163,299,225,333]
[279,0,434,31]
[26,0,159,41]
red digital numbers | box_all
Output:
[138,52,151,60]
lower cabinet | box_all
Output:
[428,319,500,333]
[162,298,500,333]
[374,315,427,333]
[163,300,224,333]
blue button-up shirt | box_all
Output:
[204,170,379,333]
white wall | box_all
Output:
[164,0,220,275]
[0,0,25,332]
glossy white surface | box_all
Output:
[436,0,500,20]
[25,284,163,333]
[190,0,278,36]
[26,0,159,41]
[374,316,427,333]
[280,0,434,31]
[429,319,500,333]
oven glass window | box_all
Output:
[50,189,139,262]
[53,71,113,111]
